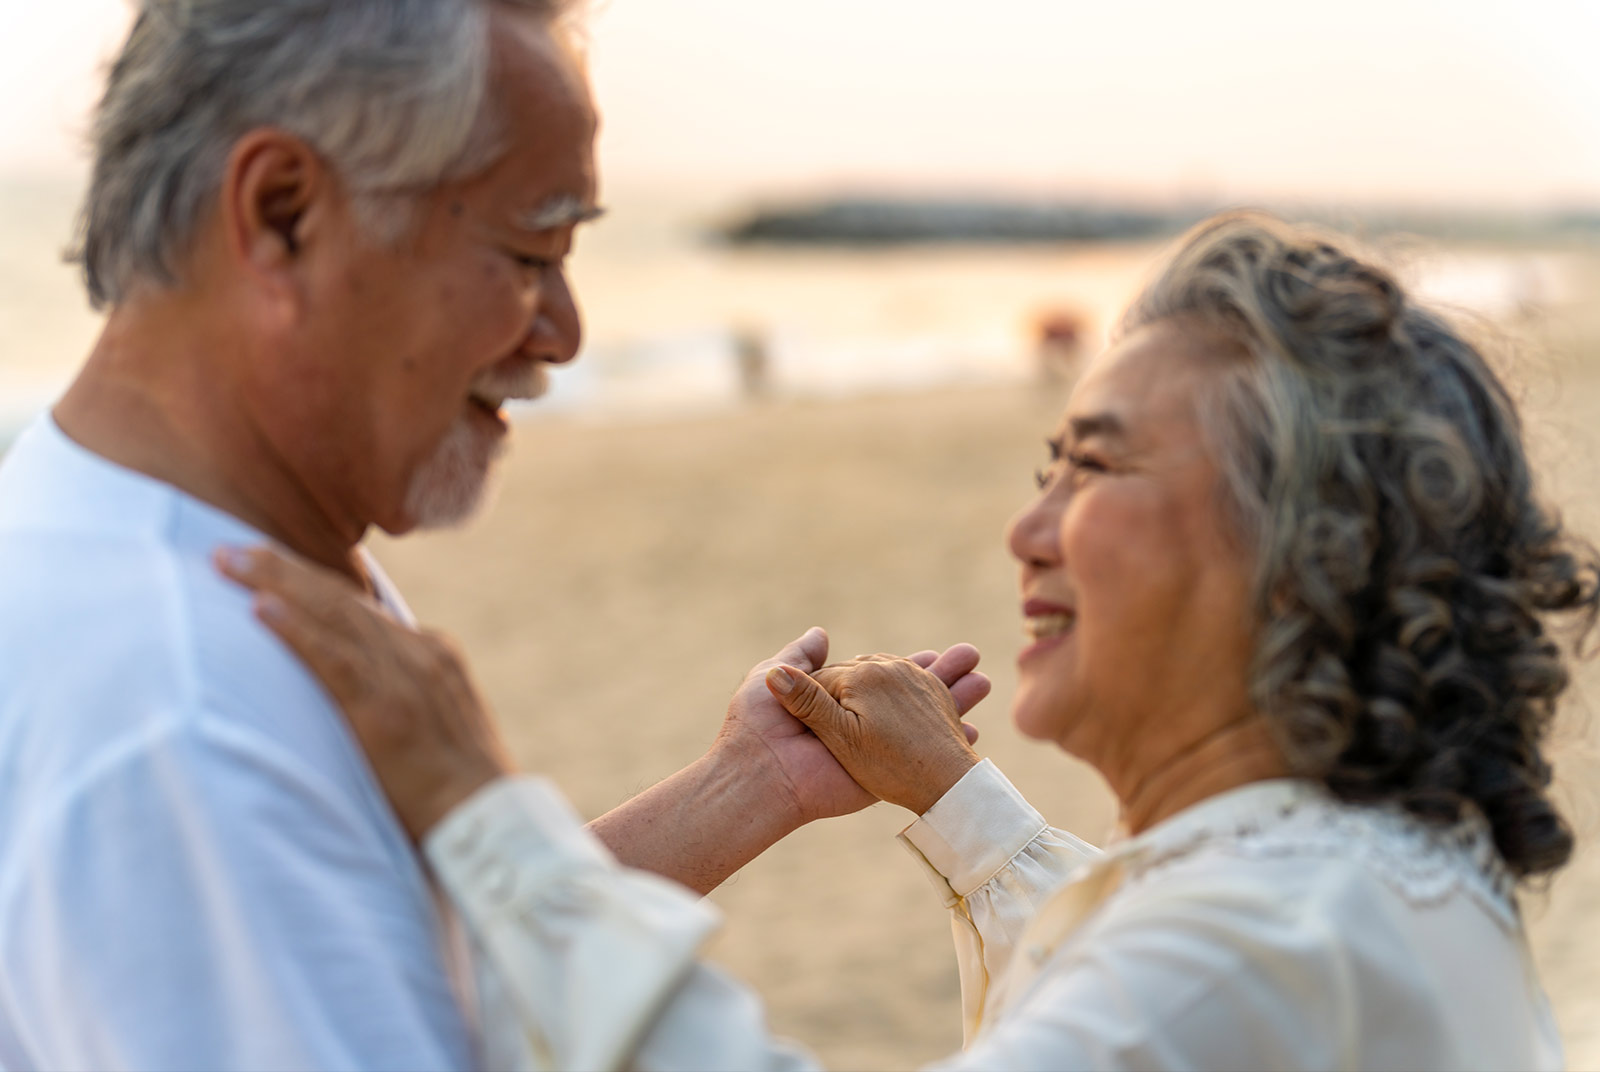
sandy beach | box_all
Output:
[370,266,1600,1068]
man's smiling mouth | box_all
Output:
[466,362,550,421]
[468,391,508,419]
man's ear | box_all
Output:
[221,128,337,296]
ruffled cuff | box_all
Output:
[898,759,1052,903]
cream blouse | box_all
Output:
[426,760,1562,1071]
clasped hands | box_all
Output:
[217,546,990,844]
[765,653,983,817]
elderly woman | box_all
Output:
[223,212,1597,1070]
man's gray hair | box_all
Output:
[72,0,575,310]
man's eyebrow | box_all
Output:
[514,194,606,231]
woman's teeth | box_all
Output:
[1024,613,1075,641]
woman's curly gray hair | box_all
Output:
[1124,211,1600,879]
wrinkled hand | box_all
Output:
[714,635,990,825]
[766,655,982,815]
[216,546,511,842]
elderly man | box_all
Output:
[0,2,1001,1068]
[0,2,596,1065]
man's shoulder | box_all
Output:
[0,531,419,925]
[0,520,318,701]
[0,421,335,735]
[0,524,370,829]
[0,421,412,879]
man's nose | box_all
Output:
[523,269,582,364]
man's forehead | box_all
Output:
[479,11,600,233]
[490,6,595,121]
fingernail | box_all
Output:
[257,594,287,623]
[217,547,253,575]
[767,667,795,694]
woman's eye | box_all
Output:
[1065,451,1105,474]
[1035,444,1106,490]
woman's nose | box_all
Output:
[1006,492,1062,568]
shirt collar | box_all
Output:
[1108,778,1325,868]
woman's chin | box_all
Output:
[1010,686,1070,744]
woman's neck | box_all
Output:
[1116,714,1292,836]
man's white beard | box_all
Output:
[401,363,543,530]
[401,412,506,530]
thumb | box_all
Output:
[767,627,829,674]
[766,665,851,741]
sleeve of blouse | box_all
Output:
[426,775,823,1072]
[896,760,1103,1044]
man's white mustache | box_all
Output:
[469,363,547,409]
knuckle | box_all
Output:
[859,661,894,685]
[426,629,462,661]
[813,666,847,693]
[418,630,465,676]
[251,548,286,579]
[325,652,367,698]
[425,629,462,657]
[320,598,352,631]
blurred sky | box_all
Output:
[2,0,1599,209]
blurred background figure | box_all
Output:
[1030,307,1089,385]
[4,1,1600,1068]
[733,323,774,401]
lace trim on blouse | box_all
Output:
[1120,787,1518,928]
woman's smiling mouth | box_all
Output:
[1023,612,1075,641]
[1019,601,1076,662]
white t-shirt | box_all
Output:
[0,416,478,1070]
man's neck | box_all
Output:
[55,305,369,586]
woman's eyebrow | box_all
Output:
[1067,413,1126,443]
